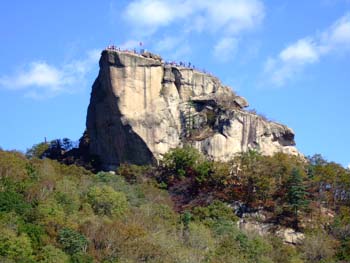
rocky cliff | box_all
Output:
[86,50,298,169]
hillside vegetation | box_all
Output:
[0,145,349,262]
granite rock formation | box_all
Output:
[86,50,298,169]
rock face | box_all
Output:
[238,219,305,244]
[86,50,298,169]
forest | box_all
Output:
[0,141,350,263]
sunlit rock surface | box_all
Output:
[86,50,298,169]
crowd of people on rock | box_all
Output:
[163,60,212,75]
[106,45,141,55]
[164,61,196,70]
[105,44,211,75]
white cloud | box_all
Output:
[264,13,350,86]
[204,0,264,34]
[124,0,179,28]
[2,62,62,89]
[122,0,264,61]
[0,49,100,99]
[124,0,264,35]
[123,0,190,35]
[325,14,350,46]
[279,38,319,64]
[213,37,239,61]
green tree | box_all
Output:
[287,168,309,229]
[192,200,238,228]
[87,185,128,217]
[0,228,34,262]
[234,150,275,206]
[26,142,50,159]
[331,206,350,261]
[70,252,94,263]
[37,245,70,263]
[36,198,66,229]
[181,211,192,243]
[58,228,88,255]
[161,146,202,178]
[0,190,31,216]
[194,160,213,183]
[19,223,45,250]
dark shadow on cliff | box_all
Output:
[85,75,156,170]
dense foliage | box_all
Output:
[0,145,349,262]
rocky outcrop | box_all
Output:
[238,219,305,244]
[86,50,299,169]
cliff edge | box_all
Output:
[86,50,298,169]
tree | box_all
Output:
[47,139,63,159]
[234,150,274,207]
[36,198,66,233]
[26,142,50,159]
[161,146,202,178]
[192,200,238,228]
[286,168,309,229]
[19,223,45,250]
[70,252,94,263]
[87,186,128,217]
[37,245,70,263]
[58,228,88,255]
[300,232,337,263]
[181,211,192,243]
[0,228,34,262]
[0,190,31,216]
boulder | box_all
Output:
[234,96,249,108]
[141,51,162,61]
[238,219,305,245]
[276,228,305,245]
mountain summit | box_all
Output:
[85,49,298,170]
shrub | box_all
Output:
[37,245,70,263]
[58,228,88,255]
[194,160,213,183]
[267,236,302,263]
[0,190,31,216]
[94,171,115,183]
[70,252,94,263]
[0,228,34,262]
[192,200,238,228]
[36,199,66,229]
[337,237,350,262]
[300,232,337,263]
[187,222,214,250]
[117,164,149,184]
[19,223,45,249]
[26,142,50,159]
[54,178,80,214]
[87,186,128,217]
[161,146,202,178]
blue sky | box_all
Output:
[0,0,350,167]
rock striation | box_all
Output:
[86,50,298,169]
